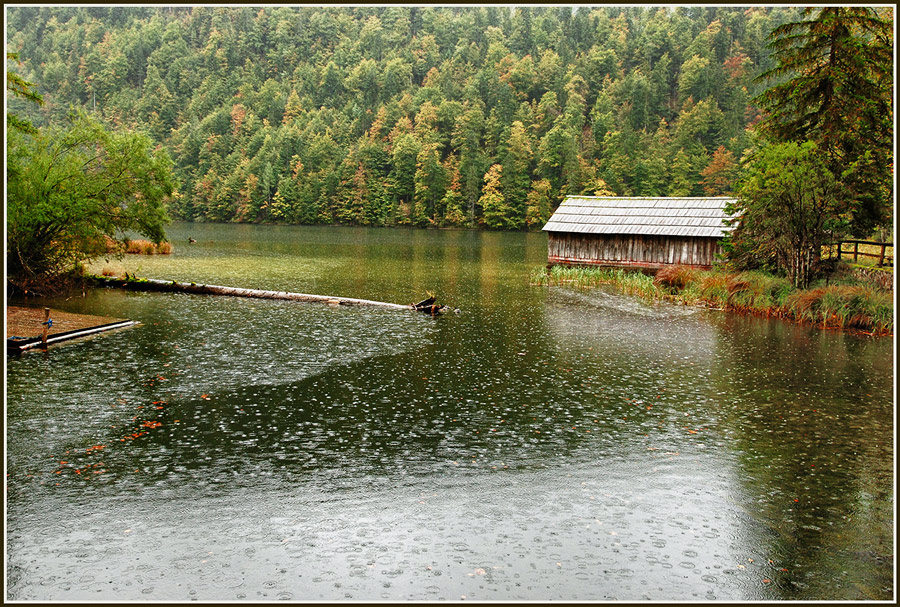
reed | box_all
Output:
[697,272,730,307]
[725,272,793,314]
[125,239,173,255]
[785,285,893,333]
[537,265,664,301]
[535,264,892,335]
[654,265,698,291]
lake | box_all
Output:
[5,223,894,601]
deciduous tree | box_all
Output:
[7,110,175,293]
[728,141,845,289]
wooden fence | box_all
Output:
[833,240,893,267]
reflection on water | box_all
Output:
[6,223,894,600]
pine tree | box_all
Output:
[755,7,893,234]
[413,142,446,226]
[499,120,531,230]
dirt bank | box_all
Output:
[6,306,125,340]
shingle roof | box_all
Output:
[542,196,737,238]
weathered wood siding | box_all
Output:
[548,233,723,269]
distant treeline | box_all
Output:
[7,6,802,229]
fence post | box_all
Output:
[41,308,50,345]
[853,241,859,262]
[878,244,886,267]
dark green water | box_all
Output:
[5,223,894,601]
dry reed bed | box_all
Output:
[125,239,172,255]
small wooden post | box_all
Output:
[878,243,886,267]
[836,241,842,260]
[853,241,859,262]
[41,307,50,345]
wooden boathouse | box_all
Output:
[542,196,736,270]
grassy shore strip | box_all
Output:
[532,265,893,335]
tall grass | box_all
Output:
[125,239,172,255]
[785,285,893,333]
[536,264,893,335]
[533,265,662,301]
[724,272,794,315]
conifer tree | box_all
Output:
[755,7,893,235]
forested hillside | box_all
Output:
[7,6,804,229]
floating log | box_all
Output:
[92,276,422,311]
[412,296,460,316]
[413,296,436,309]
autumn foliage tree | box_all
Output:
[700,146,739,195]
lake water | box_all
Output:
[5,223,894,601]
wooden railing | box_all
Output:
[833,240,893,267]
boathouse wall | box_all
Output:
[547,232,724,269]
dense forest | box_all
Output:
[4,5,840,229]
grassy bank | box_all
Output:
[532,265,893,335]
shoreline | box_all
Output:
[6,306,126,340]
[534,265,894,337]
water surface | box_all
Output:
[6,223,894,600]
